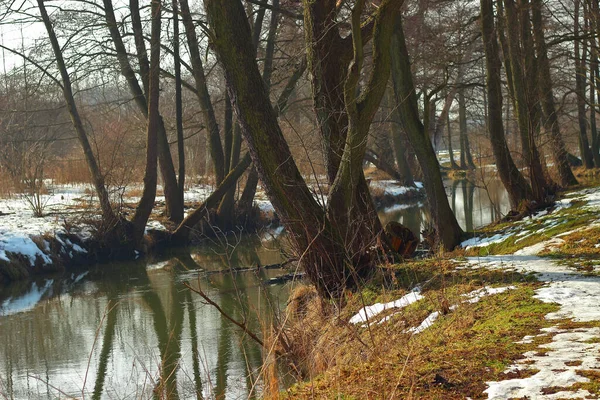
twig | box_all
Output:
[183,282,276,353]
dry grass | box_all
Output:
[281,257,555,399]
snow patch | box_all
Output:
[349,288,423,324]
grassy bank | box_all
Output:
[281,184,600,399]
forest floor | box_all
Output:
[284,184,600,399]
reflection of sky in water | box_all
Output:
[0,238,288,399]
[379,179,510,238]
[0,183,509,398]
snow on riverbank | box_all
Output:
[468,254,600,399]
[453,186,600,398]
[0,186,93,267]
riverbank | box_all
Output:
[0,179,425,282]
[283,184,600,399]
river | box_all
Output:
[0,179,509,399]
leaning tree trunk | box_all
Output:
[480,0,533,209]
[204,0,355,299]
[531,0,578,187]
[391,16,464,249]
[179,0,225,184]
[38,0,116,226]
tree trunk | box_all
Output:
[364,151,404,181]
[174,153,252,241]
[303,0,352,184]
[130,0,162,244]
[390,113,416,187]
[531,0,578,187]
[480,0,533,208]
[502,0,549,202]
[105,0,183,223]
[179,0,225,184]
[38,0,116,226]
[173,0,186,201]
[590,38,600,165]
[590,0,600,165]
[575,0,595,168]
[391,16,464,248]
[204,0,351,298]
[447,112,460,170]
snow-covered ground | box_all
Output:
[459,186,600,399]
[0,185,95,265]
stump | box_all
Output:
[385,221,419,257]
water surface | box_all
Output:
[0,178,510,399]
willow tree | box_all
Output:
[390,16,464,250]
[501,0,550,202]
[39,0,163,247]
[37,0,116,226]
[203,0,403,298]
[103,0,184,223]
[480,0,533,208]
[531,0,577,187]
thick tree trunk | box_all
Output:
[502,0,549,202]
[531,0,577,187]
[204,0,353,298]
[303,0,389,261]
[303,0,352,184]
[391,16,464,248]
[480,0,533,209]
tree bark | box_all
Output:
[575,0,595,168]
[204,0,353,298]
[447,105,460,170]
[38,0,116,226]
[174,153,252,241]
[173,0,186,201]
[130,0,162,244]
[480,0,533,208]
[105,0,183,222]
[303,0,352,184]
[502,0,549,202]
[179,0,225,184]
[531,0,578,187]
[391,16,464,248]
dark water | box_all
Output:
[0,179,509,399]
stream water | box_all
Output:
[0,179,509,399]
